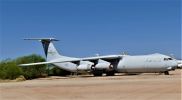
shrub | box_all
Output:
[16,54,47,79]
[0,60,23,80]
[0,54,72,80]
[15,75,26,82]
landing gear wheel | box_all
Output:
[93,70,103,76]
[106,71,115,76]
[91,66,95,70]
[164,71,169,75]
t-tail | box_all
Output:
[24,38,66,61]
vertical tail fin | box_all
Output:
[24,38,61,61]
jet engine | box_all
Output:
[94,59,113,69]
[77,61,94,70]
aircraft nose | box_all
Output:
[171,61,178,70]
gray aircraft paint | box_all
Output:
[117,54,177,73]
[20,38,178,75]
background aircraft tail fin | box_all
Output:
[24,38,62,61]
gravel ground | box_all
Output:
[0,69,181,100]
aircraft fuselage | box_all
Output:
[52,54,178,74]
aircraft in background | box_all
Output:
[177,60,182,68]
[20,38,178,76]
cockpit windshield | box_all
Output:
[164,58,173,61]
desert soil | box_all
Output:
[0,70,181,100]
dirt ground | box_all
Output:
[0,70,181,100]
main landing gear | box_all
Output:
[93,70,103,76]
[92,70,115,76]
[164,71,169,75]
[106,71,115,76]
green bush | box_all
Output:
[0,60,23,80]
[0,54,72,80]
[16,54,47,79]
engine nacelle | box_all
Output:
[77,61,94,71]
[95,63,111,69]
[94,59,113,69]
[77,64,92,70]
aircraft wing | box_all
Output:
[19,55,123,66]
[82,55,122,61]
[19,62,53,66]
[19,59,80,66]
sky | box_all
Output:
[0,0,181,60]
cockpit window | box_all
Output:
[164,58,173,61]
[168,58,173,60]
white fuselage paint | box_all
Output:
[21,38,180,74]
[53,62,77,72]
[117,54,177,73]
[51,54,178,73]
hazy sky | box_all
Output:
[0,0,181,60]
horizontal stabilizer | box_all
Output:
[24,38,59,41]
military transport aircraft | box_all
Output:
[177,60,182,68]
[20,38,178,76]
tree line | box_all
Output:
[0,54,71,80]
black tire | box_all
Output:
[164,71,169,75]
[106,71,115,76]
[93,70,103,76]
